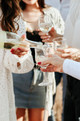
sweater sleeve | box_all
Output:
[63,59,80,80]
[3,50,34,73]
[44,7,65,35]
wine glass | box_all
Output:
[38,13,53,33]
[35,43,54,86]
[53,37,68,54]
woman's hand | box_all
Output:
[57,47,80,62]
[38,54,64,72]
[39,27,63,42]
[10,34,29,57]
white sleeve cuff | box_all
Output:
[63,59,80,80]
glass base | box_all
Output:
[38,82,53,86]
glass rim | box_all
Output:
[52,37,67,41]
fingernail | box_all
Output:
[17,48,21,51]
[11,52,15,54]
[21,34,26,38]
[11,51,15,54]
[38,62,41,65]
[10,48,15,53]
[51,27,54,31]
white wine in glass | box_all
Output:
[39,23,53,33]
[38,14,53,33]
[53,37,68,50]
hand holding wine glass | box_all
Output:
[10,34,30,57]
[38,13,63,43]
[0,30,42,50]
[53,37,68,57]
[39,54,64,73]
[36,43,54,86]
[38,13,53,33]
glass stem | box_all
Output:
[45,72,48,82]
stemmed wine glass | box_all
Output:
[53,37,68,51]
[38,13,54,33]
[37,13,54,86]
[35,43,54,86]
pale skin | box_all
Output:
[10,34,29,67]
[11,34,29,57]
[37,48,80,73]
[39,26,80,59]
[16,0,48,121]
[38,27,80,72]
[57,48,80,62]
[39,27,63,42]
[38,54,64,73]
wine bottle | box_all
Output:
[0,30,43,49]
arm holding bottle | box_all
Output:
[4,34,34,73]
[38,54,80,80]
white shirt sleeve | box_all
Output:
[63,59,80,80]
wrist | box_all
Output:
[60,58,64,72]
[72,51,80,62]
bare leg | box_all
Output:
[28,108,48,121]
[16,108,26,121]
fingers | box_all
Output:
[16,52,27,57]
[42,39,53,43]
[40,35,51,40]
[57,48,65,53]
[61,53,71,58]
[40,65,56,72]
[17,47,29,52]
[56,48,71,57]
[39,31,48,36]
[10,47,29,57]
[56,48,76,59]
[50,27,55,32]
[57,48,78,54]
[55,50,71,58]
[20,34,26,41]
[49,27,55,34]
[39,31,52,42]
[56,47,73,53]
[58,53,71,59]
[38,30,54,42]
[38,61,50,66]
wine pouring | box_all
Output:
[0,30,43,49]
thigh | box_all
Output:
[16,108,26,120]
[28,108,48,121]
